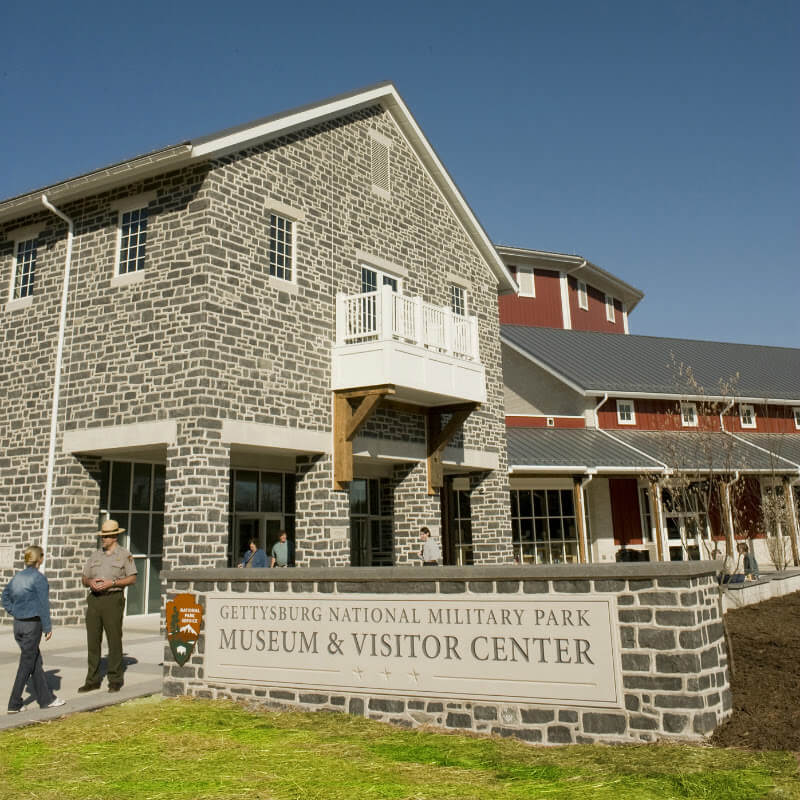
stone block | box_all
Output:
[558,710,578,723]
[491,726,542,742]
[439,581,466,594]
[655,610,696,627]
[692,711,718,735]
[446,712,472,729]
[299,693,329,704]
[349,698,364,716]
[593,580,626,592]
[474,705,497,721]
[625,695,640,711]
[662,713,689,733]
[700,647,719,669]
[270,690,296,700]
[638,591,678,606]
[638,628,676,650]
[622,653,651,671]
[547,725,573,743]
[654,694,704,709]
[520,708,554,724]
[618,609,652,623]
[679,630,704,649]
[582,713,626,735]
[656,652,700,673]
[627,580,654,591]
[552,580,590,593]
[629,714,658,730]
[369,698,405,713]
[522,581,549,594]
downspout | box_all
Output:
[718,398,735,433]
[40,195,75,572]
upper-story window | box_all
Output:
[11,238,37,300]
[117,208,148,275]
[605,294,616,323]
[361,265,399,294]
[681,402,698,427]
[577,280,589,311]
[269,214,294,282]
[517,266,535,297]
[616,399,635,425]
[739,403,756,429]
[450,284,466,316]
[794,407,800,430]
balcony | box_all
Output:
[332,286,486,405]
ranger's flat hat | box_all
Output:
[98,519,125,536]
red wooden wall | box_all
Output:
[567,277,625,334]
[499,268,563,327]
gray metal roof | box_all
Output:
[611,430,799,474]
[501,326,800,401]
[732,434,800,470]
[506,427,800,475]
[506,428,663,472]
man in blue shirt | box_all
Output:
[2,546,65,713]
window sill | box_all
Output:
[111,270,146,289]
[5,295,33,312]
[269,275,299,295]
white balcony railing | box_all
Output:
[336,285,480,361]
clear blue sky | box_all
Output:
[2,1,797,347]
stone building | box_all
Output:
[0,83,516,622]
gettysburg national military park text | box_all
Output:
[204,593,622,706]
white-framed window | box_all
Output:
[793,407,800,430]
[680,402,698,427]
[577,280,589,310]
[739,403,756,429]
[450,284,467,316]
[517,266,535,297]
[117,207,148,275]
[361,265,400,294]
[605,294,616,322]
[11,237,37,300]
[268,213,294,282]
[638,485,654,543]
[616,399,636,425]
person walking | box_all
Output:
[419,527,441,566]
[78,519,137,693]
[270,531,295,568]
[238,537,267,568]
[2,545,65,713]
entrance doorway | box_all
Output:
[441,477,473,565]
[349,477,393,566]
[662,484,709,561]
[231,516,284,567]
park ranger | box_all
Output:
[78,519,137,693]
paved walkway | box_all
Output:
[0,615,162,730]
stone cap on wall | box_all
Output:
[164,560,724,584]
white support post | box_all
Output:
[469,316,480,361]
[442,306,453,354]
[413,295,424,348]
[380,284,394,341]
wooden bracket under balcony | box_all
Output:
[426,403,479,495]
[333,385,396,490]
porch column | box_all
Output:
[649,479,667,562]
[469,469,514,564]
[295,454,351,567]
[721,479,738,563]
[573,477,589,564]
[163,427,230,570]
[783,477,800,567]
[392,461,440,565]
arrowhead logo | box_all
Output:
[166,593,203,666]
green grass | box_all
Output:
[0,696,798,800]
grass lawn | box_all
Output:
[1,696,798,800]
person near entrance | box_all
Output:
[270,531,295,568]
[419,527,441,566]
[737,541,759,580]
[79,519,137,693]
[238,537,267,568]
[2,546,66,713]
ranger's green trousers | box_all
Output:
[85,592,125,686]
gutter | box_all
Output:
[39,196,75,571]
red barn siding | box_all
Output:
[499,268,563,328]
[506,416,586,428]
[597,399,800,433]
[609,478,643,545]
[568,277,625,334]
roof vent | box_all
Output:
[370,135,390,195]
[547,417,555,427]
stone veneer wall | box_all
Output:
[163,562,732,744]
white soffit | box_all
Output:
[62,421,177,454]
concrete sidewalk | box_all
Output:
[0,615,163,730]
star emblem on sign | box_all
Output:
[408,669,420,684]
[352,666,364,680]
[381,667,392,681]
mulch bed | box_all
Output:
[711,590,800,751]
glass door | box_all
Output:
[662,486,708,561]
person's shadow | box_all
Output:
[20,669,62,708]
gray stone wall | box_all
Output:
[0,101,511,619]
[162,562,732,744]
